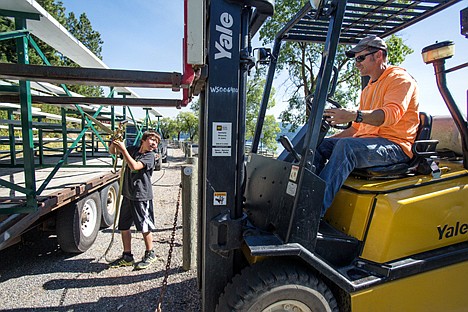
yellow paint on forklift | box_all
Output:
[361,176,468,263]
[326,162,468,263]
[350,261,468,311]
[324,189,374,240]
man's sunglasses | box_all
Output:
[354,50,378,63]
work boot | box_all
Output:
[109,253,134,268]
[134,250,157,270]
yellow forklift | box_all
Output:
[196,0,468,311]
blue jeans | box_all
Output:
[314,137,409,215]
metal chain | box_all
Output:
[156,184,181,312]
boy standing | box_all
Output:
[109,130,161,270]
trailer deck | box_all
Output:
[0,155,118,209]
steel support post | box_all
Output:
[15,17,36,210]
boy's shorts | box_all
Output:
[118,197,156,233]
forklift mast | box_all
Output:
[197,1,273,311]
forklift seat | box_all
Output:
[352,112,439,179]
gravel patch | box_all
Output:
[0,146,201,312]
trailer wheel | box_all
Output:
[56,192,102,253]
[100,181,119,228]
[216,259,338,312]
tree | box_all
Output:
[246,70,280,151]
[259,0,413,130]
[60,10,104,97]
[189,98,200,117]
[159,117,178,140]
[0,0,103,96]
[177,111,199,142]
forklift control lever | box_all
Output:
[279,135,301,163]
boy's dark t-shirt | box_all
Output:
[122,146,155,201]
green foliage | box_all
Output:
[246,70,280,150]
[0,0,104,97]
[261,115,281,151]
[0,17,16,63]
[64,12,103,60]
[159,117,179,140]
[386,35,414,65]
[189,98,200,117]
[259,0,414,130]
[177,111,199,141]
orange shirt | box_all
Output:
[352,65,419,158]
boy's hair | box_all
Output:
[141,130,161,144]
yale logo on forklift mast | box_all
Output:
[215,12,233,60]
[437,221,468,240]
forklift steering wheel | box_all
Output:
[323,98,352,130]
[306,95,352,130]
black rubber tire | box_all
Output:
[216,259,339,312]
[99,181,119,228]
[56,192,102,253]
[156,153,163,171]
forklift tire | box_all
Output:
[56,192,102,253]
[100,181,119,228]
[216,259,338,312]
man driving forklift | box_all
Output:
[314,35,420,215]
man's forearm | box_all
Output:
[359,109,385,126]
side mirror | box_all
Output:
[254,47,271,68]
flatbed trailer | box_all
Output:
[0,153,120,252]
[0,0,165,253]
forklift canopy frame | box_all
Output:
[279,0,461,44]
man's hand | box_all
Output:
[324,108,385,126]
[323,108,357,126]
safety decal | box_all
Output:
[214,192,227,206]
[212,122,232,147]
[286,181,297,197]
[289,165,299,182]
[212,147,231,156]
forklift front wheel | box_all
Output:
[216,259,338,312]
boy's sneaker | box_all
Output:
[109,254,134,268]
[134,250,157,270]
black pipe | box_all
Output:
[433,60,468,169]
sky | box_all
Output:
[59,0,468,120]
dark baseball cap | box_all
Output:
[346,35,387,58]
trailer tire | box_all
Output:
[100,181,119,228]
[216,259,338,312]
[56,192,102,253]
[155,153,163,171]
